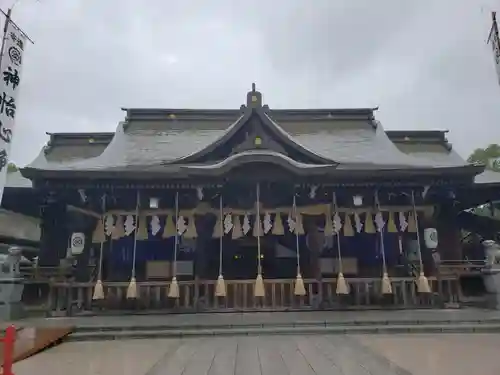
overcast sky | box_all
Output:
[5,0,500,166]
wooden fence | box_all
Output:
[46,276,461,316]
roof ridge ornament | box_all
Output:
[246,83,262,109]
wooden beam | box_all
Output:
[67,205,100,219]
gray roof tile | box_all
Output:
[24,108,472,174]
[5,170,32,188]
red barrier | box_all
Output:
[0,326,15,375]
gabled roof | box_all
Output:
[387,130,467,167]
[22,87,483,181]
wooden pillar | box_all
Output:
[38,193,68,267]
[436,203,462,261]
[305,217,322,280]
[69,213,96,282]
[420,211,438,276]
[194,213,215,280]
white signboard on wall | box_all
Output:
[0,20,27,203]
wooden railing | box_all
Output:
[46,276,461,316]
[19,265,74,282]
[439,260,486,276]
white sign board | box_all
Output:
[0,20,26,203]
[71,232,85,255]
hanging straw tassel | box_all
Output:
[232,215,243,239]
[407,211,417,233]
[162,215,176,238]
[343,213,354,237]
[168,192,181,299]
[295,214,305,235]
[126,277,137,299]
[184,214,197,239]
[336,272,349,295]
[92,217,106,243]
[294,273,306,296]
[215,195,226,297]
[252,214,263,237]
[213,213,223,238]
[112,215,125,240]
[375,191,392,295]
[254,273,265,297]
[93,195,107,300]
[93,279,104,300]
[126,191,141,299]
[272,213,284,235]
[332,192,350,295]
[215,274,226,297]
[381,272,393,294]
[364,212,376,233]
[292,195,306,296]
[167,276,179,298]
[136,215,148,240]
[411,190,431,294]
[254,183,265,298]
[387,211,398,233]
[417,272,431,293]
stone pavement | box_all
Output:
[9,308,500,330]
[13,334,500,375]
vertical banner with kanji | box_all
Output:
[488,12,500,86]
[0,19,26,203]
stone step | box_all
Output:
[67,323,500,342]
[73,318,500,333]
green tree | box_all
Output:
[7,162,17,173]
[467,144,500,170]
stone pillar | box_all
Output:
[482,240,500,309]
[39,194,68,267]
[0,246,25,320]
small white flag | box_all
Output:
[223,214,233,234]
[150,215,161,235]
[124,215,135,235]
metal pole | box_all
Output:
[0,8,12,71]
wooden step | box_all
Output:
[0,326,73,364]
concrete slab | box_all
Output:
[15,335,414,375]
[7,308,500,330]
[17,333,500,375]
[356,333,500,375]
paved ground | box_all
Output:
[10,308,500,329]
[13,334,500,375]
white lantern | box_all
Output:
[149,197,159,208]
[424,228,438,249]
[353,195,363,206]
[70,232,85,255]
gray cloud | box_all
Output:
[7,0,500,166]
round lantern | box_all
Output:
[424,228,438,249]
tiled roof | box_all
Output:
[25,110,472,175]
[5,170,32,188]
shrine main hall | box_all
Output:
[19,86,500,313]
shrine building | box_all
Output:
[20,86,500,314]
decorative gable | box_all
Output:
[174,84,333,166]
